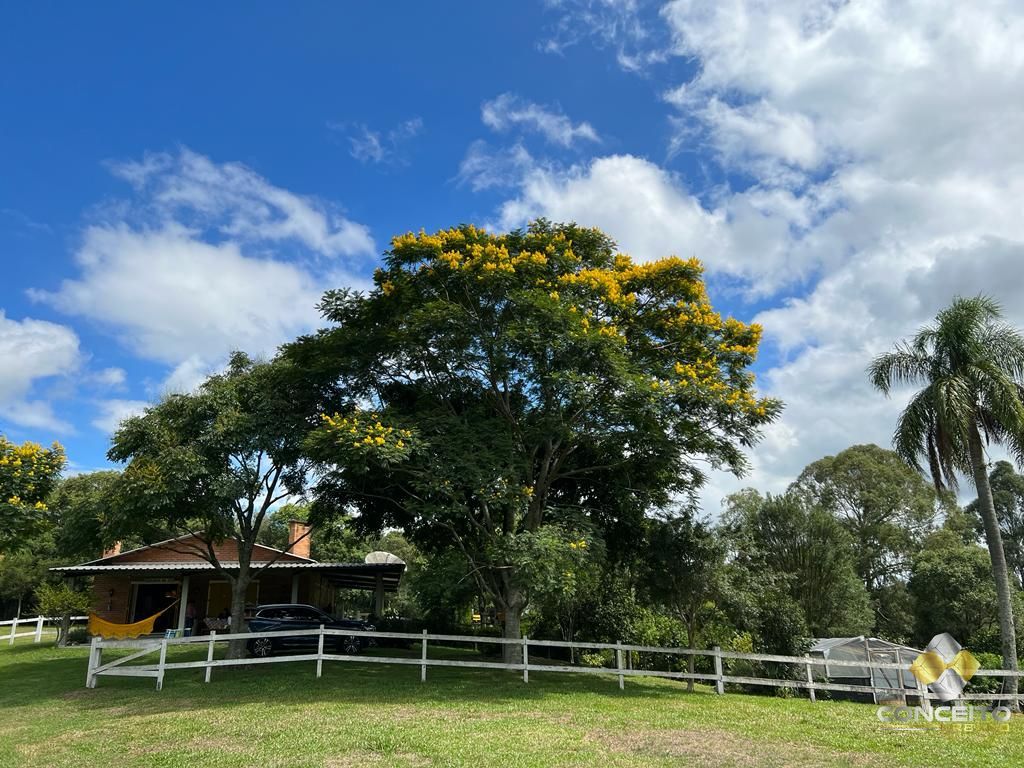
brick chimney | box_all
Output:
[287,520,312,559]
[102,541,122,559]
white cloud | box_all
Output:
[482,93,600,147]
[457,141,537,192]
[108,148,375,258]
[342,118,423,165]
[91,367,126,388]
[0,311,80,431]
[32,223,325,366]
[499,0,1024,511]
[31,149,372,400]
[92,398,150,433]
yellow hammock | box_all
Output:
[88,600,179,639]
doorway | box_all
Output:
[131,582,179,633]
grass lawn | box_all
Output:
[0,638,1021,767]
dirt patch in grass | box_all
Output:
[326,751,432,767]
[589,727,883,768]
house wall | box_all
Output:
[85,570,327,630]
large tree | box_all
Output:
[792,445,937,592]
[292,221,779,660]
[647,513,727,690]
[108,353,334,655]
[723,490,872,640]
[0,437,65,553]
[870,295,1023,702]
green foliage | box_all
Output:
[291,221,779,638]
[0,549,51,609]
[722,490,871,647]
[791,444,937,593]
[0,437,65,553]
[47,471,131,561]
[908,528,1001,651]
[646,512,727,651]
[35,581,91,617]
[966,460,1024,587]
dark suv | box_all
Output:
[246,604,375,657]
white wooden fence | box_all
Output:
[1,615,88,645]
[83,626,1023,707]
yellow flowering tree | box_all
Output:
[0,436,65,552]
[294,220,780,658]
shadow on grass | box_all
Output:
[0,643,707,717]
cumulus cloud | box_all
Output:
[0,311,80,431]
[30,149,372,410]
[108,148,375,258]
[92,398,150,433]
[482,93,600,147]
[504,0,1024,511]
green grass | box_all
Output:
[0,638,1021,767]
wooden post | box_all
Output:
[176,574,190,635]
[522,635,529,683]
[917,674,931,714]
[374,573,385,618]
[34,615,44,643]
[421,629,428,683]
[8,618,16,646]
[894,648,905,704]
[156,637,168,691]
[86,636,100,688]
[804,654,816,703]
[205,631,216,683]
[290,575,300,604]
[863,637,878,705]
[713,646,725,695]
[317,624,325,679]
[616,641,624,690]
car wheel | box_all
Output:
[250,637,274,658]
[342,636,360,655]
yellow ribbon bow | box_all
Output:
[910,649,980,686]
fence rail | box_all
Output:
[2,615,88,645]
[82,626,1023,706]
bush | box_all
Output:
[580,651,611,668]
[966,651,1003,694]
[66,627,89,645]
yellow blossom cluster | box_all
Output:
[320,411,413,452]
[568,539,588,550]
[1,437,64,511]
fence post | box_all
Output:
[35,615,44,643]
[317,624,325,679]
[804,654,816,703]
[155,637,168,691]
[916,674,931,714]
[523,635,529,683]
[8,618,16,646]
[421,629,428,683]
[86,636,100,688]
[616,641,624,690]
[863,637,878,705]
[205,631,216,683]
[713,646,725,695]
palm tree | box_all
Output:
[870,296,1021,706]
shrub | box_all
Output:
[580,651,610,668]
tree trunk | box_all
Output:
[226,570,251,660]
[968,420,1019,709]
[502,588,525,666]
[57,612,71,648]
[15,595,21,621]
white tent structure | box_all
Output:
[809,636,921,700]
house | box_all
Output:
[51,520,405,635]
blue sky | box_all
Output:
[3,1,1024,510]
